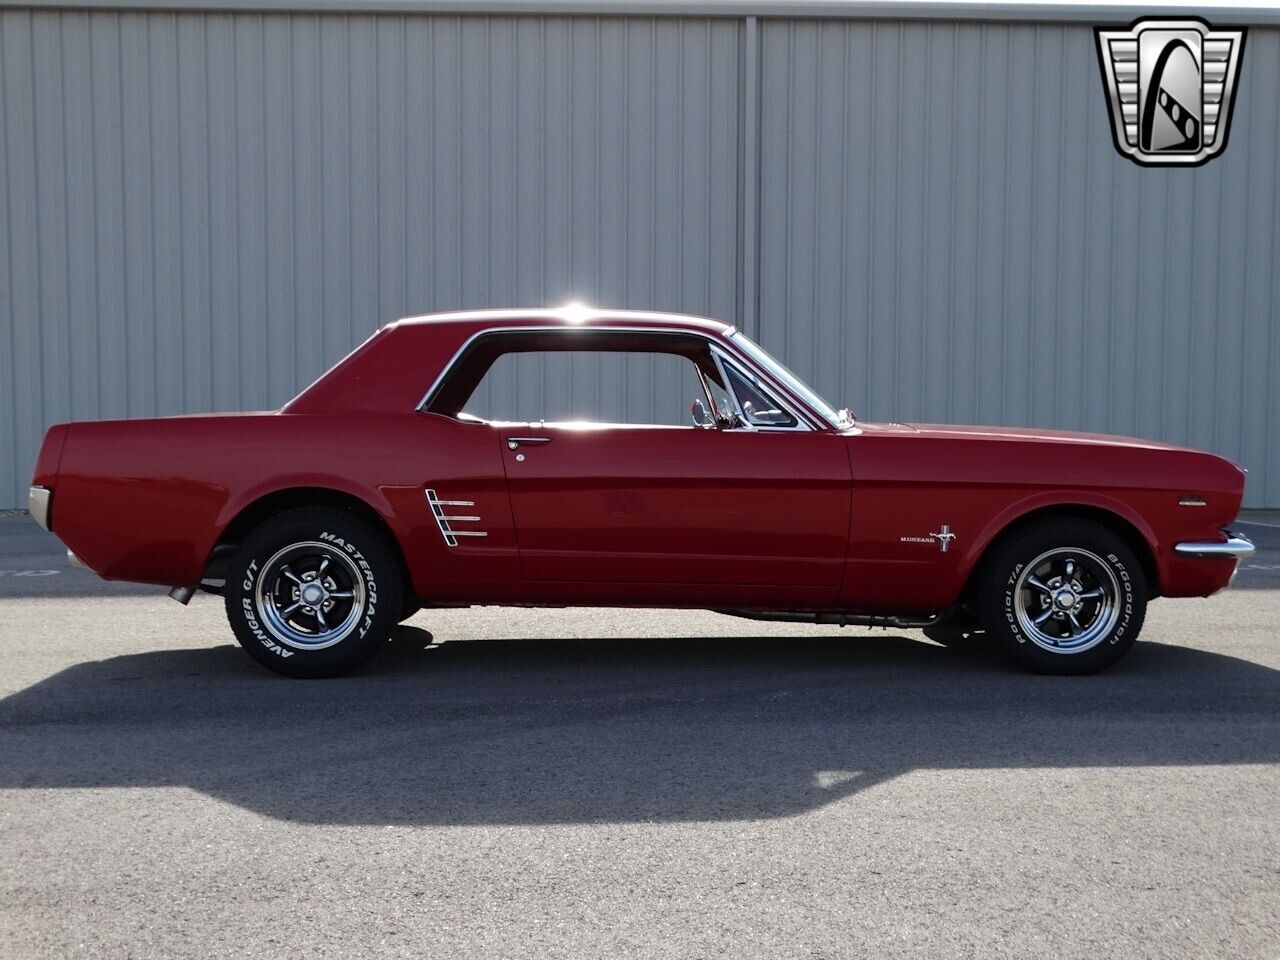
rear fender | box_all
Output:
[213,474,399,543]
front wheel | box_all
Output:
[224,507,405,677]
[978,519,1147,675]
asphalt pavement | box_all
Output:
[1,515,1278,958]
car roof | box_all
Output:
[389,306,735,337]
[286,306,737,416]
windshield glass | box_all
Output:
[727,331,846,428]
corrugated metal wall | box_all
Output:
[756,20,1280,506]
[0,9,741,507]
[1,9,1278,507]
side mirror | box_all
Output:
[691,398,716,428]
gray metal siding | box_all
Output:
[0,9,741,506]
[756,20,1280,506]
[2,8,1278,508]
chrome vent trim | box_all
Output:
[426,489,487,547]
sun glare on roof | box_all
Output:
[560,302,592,324]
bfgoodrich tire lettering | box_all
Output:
[979,519,1147,675]
[224,507,405,678]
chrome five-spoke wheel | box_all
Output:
[254,541,367,651]
[981,519,1146,675]
[227,507,404,677]
[1013,548,1120,654]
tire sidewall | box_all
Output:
[225,509,403,677]
[982,521,1146,674]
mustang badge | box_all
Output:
[1096,18,1245,167]
[900,525,957,553]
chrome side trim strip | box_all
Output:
[414,324,832,432]
[67,549,86,568]
[426,489,487,547]
[1174,533,1255,560]
[28,486,51,531]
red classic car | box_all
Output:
[29,307,1253,677]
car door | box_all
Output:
[498,423,851,591]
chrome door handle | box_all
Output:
[506,436,552,450]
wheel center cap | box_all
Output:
[301,583,326,606]
[1053,588,1077,610]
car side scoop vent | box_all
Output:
[426,489,487,547]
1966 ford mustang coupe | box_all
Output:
[29,308,1253,677]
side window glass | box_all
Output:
[463,350,709,427]
[722,362,797,428]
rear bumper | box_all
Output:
[29,486,89,572]
[28,486,52,532]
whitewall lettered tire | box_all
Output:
[224,507,404,677]
[978,519,1146,675]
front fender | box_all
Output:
[959,490,1163,594]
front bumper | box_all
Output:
[1174,530,1255,589]
[1173,532,1256,560]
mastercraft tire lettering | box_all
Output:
[317,531,379,638]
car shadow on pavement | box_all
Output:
[1,628,1277,826]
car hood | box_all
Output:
[859,421,1197,453]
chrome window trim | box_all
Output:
[28,486,51,532]
[415,324,830,432]
[691,364,722,427]
[707,348,748,425]
[726,329,844,429]
[708,347,811,432]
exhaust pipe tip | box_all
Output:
[168,585,196,605]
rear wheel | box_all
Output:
[978,519,1146,675]
[224,507,404,677]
